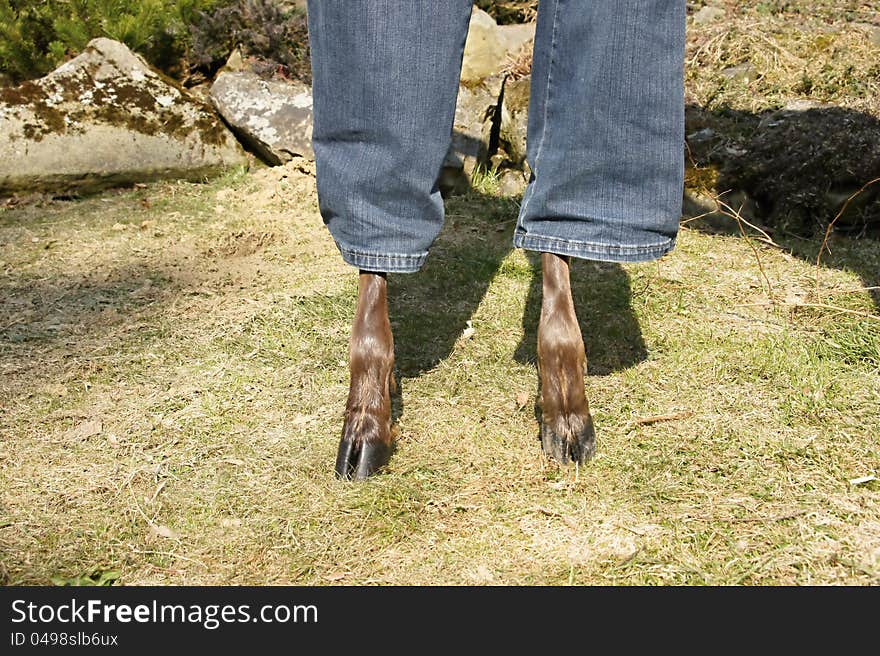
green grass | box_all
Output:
[1,157,878,586]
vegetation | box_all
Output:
[476,0,537,24]
[0,0,877,587]
[188,0,310,82]
[0,0,221,82]
[683,1,880,238]
[0,0,309,84]
[0,159,878,585]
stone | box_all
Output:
[223,48,248,73]
[720,63,757,84]
[498,168,528,197]
[441,75,504,195]
[461,7,508,83]
[0,37,247,196]
[210,70,314,165]
[498,75,531,167]
[497,22,537,57]
[692,6,726,24]
[687,127,716,144]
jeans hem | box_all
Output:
[513,232,676,263]
[335,242,427,273]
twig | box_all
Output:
[130,549,209,571]
[735,301,880,322]
[815,177,880,295]
[635,411,694,426]
[714,196,781,249]
[724,200,775,297]
[687,509,808,524]
[679,209,719,224]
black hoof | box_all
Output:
[335,437,391,481]
[541,413,596,465]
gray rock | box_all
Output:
[497,22,536,57]
[499,75,531,167]
[692,6,726,24]
[441,75,504,194]
[461,7,508,83]
[210,70,314,165]
[687,127,716,144]
[720,63,757,84]
[0,37,247,195]
[498,168,528,197]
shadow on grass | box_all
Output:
[513,252,646,375]
[0,265,177,347]
[387,191,647,394]
[684,103,880,308]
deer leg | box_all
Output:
[335,271,396,480]
[537,253,596,464]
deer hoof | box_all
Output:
[335,436,391,481]
[541,413,596,465]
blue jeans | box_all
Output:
[306,0,686,273]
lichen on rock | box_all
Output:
[0,37,247,195]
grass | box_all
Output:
[686,1,880,116]
[1,157,878,586]
[1,0,879,586]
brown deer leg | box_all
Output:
[537,252,596,464]
[335,271,396,480]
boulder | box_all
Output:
[441,75,504,195]
[461,7,509,83]
[497,22,536,57]
[210,71,314,165]
[0,38,247,195]
[498,74,531,167]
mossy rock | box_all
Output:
[0,38,247,196]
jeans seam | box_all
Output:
[515,232,673,251]
[514,232,676,261]
[516,0,561,235]
[334,241,427,272]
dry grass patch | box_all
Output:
[1,158,878,585]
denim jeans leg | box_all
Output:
[306,0,474,273]
[514,0,687,263]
